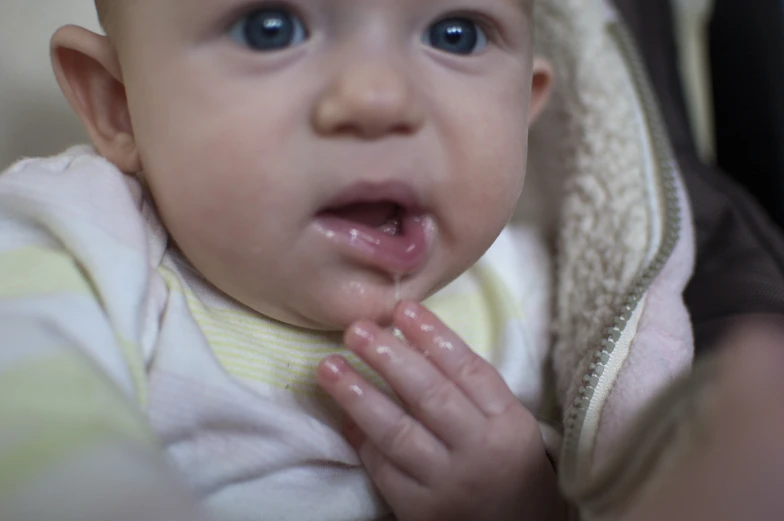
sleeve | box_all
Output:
[613,0,784,355]
[0,150,209,520]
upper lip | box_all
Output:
[319,181,425,214]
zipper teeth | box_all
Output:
[560,20,683,486]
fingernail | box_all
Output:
[375,344,399,364]
[398,302,437,334]
[399,301,421,321]
[345,322,376,352]
[320,356,348,382]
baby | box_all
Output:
[2,0,570,519]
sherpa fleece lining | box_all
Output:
[520,0,696,509]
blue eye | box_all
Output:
[425,18,488,55]
[229,8,308,51]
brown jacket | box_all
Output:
[615,0,784,354]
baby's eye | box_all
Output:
[229,8,308,52]
[424,17,488,55]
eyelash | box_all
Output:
[223,2,309,33]
[438,11,501,45]
[223,3,504,54]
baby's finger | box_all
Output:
[394,301,519,417]
[316,356,448,481]
[343,418,365,451]
[356,436,425,506]
[344,321,485,447]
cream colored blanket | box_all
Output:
[524,1,696,517]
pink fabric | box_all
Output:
[590,170,696,475]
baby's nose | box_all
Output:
[312,62,425,139]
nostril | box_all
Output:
[318,118,419,140]
[389,121,419,136]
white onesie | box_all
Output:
[0,147,553,521]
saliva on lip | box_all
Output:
[391,273,407,345]
[378,214,402,237]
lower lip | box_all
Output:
[313,213,436,275]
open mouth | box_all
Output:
[313,184,436,275]
[319,201,404,237]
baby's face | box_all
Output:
[115,0,542,330]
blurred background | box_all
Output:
[0,1,99,165]
[0,0,781,226]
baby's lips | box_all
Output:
[314,211,437,275]
[361,211,435,275]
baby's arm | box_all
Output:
[0,286,207,521]
[317,301,567,521]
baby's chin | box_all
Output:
[247,276,431,332]
[298,285,406,331]
[319,303,397,331]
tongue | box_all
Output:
[328,202,398,229]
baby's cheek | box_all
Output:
[469,180,522,227]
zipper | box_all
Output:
[559,18,684,498]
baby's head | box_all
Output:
[52,0,552,330]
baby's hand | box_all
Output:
[317,301,565,521]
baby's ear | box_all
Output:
[528,57,554,126]
[51,25,140,173]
